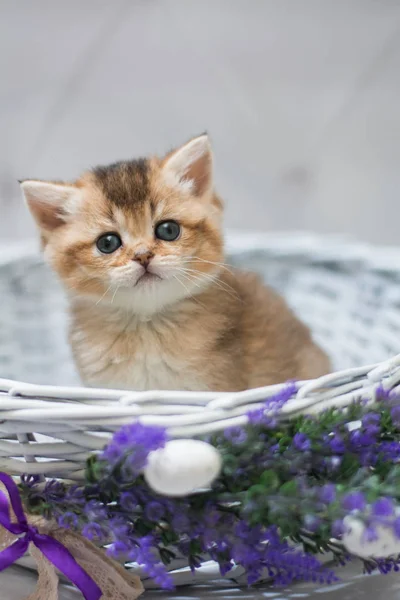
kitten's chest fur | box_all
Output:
[70,302,207,391]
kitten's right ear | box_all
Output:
[21,180,79,232]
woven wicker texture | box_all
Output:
[1,232,400,587]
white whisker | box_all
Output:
[173,267,241,302]
[181,256,234,274]
[172,275,207,310]
[111,285,120,304]
[95,284,113,306]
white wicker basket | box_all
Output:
[2,231,400,589]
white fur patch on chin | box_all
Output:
[112,273,213,316]
[114,280,192,315]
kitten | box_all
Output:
[22,134,330,392]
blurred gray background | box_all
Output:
[1,0,400,245]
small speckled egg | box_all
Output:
[144,439,222,497]
[343,517,400,558]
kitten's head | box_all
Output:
[22,134,224,314]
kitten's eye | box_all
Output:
[96,233,122,254]
[155,221,180,241]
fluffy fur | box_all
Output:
[22,134,330,391]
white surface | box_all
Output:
[3,562,400,600]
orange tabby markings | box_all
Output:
[22,134,330,391]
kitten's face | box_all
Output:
[22,135,224,314]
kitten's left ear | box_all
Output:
[162,134,213,197]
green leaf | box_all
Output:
[338,454,360,479]
[278,435,292,450]
[159,548,176,565]
[277,515,299,537]
[26,498,48,515]
[85,455,107,484]
[189,540,202,556]
[222,454,239,477]
[161,529,179,546]
[279,481,298,497]
[135,520,153,536]
[260,470,280,491]
[247,484,267,500]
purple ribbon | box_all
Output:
[0,472,102,600]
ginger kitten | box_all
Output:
[22,134,330,391]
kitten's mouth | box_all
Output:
[135,272,161,286]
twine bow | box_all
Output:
[0,473,102,600]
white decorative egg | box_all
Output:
[343,517,400,558]
[144,439,222,497]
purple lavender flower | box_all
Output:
[219,560,234,576]
[331,519,346,538]
[231,540,261,567]
[362,413,381,436]
[329,434,346,453]
[58,512,79,529]
[133,535,174,590]
[84,499,108,521]
[391,406,400,426]
[101,422,167,474]
[372,497,394,518]
[172,511,190,533]
[145,501,165,522]
[303,514,321,533]
[247,382,297,425]
[150,563,175,590]
[202,526,217,549]
[319,483,336,504]
[261,539,338,585]
[363,413,381,425]
[109,515,131,541]
[65,485,86,507]
[43,479,65,502]
[247,407,274,426]
[82,522,108,542]
[349,429,377,450]
[393,517,400,539]
[376,383,392,402]
[204,505,221,528]
[293,433,311,451]
[20,474,41,488]
[224,426,248,445]
[120,491,139,512]
[378,441,400,462]
[342,491,366,512]
[359,449,378,467]
[107,540,132,559]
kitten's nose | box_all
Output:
[133,249,154,269]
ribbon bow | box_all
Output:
[0,472,102,600]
